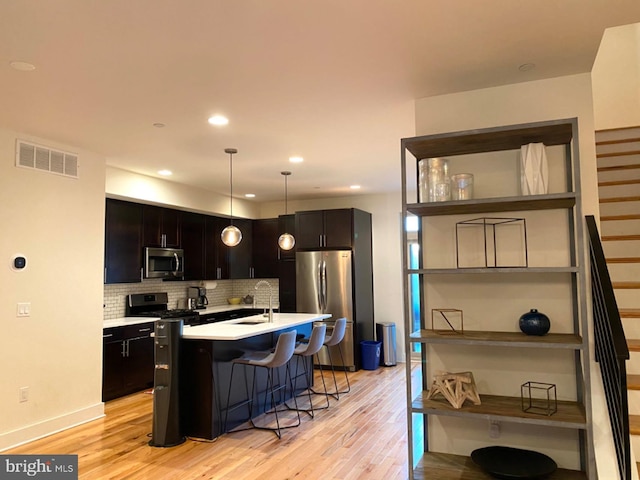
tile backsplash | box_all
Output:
[103,278,279,320]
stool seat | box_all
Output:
[224,330,300,439]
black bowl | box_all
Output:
[471,446,557,479]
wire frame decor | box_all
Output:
[431,308,463,334]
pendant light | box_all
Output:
[221,148,242,247]
[278,171,295,251]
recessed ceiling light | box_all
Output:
[158,170,172,176]
[153,123,165,128]
[9,61,36,71]
[350,185,361,190]
[518,63,535,72]
[245,193,256,198]
[289,156,304,163]
[208,115,229,126]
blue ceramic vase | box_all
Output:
[519,309,550,336]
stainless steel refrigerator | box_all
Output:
[296,249,373,371]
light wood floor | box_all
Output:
[7,366,409,479]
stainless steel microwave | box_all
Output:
[144,247,184,279]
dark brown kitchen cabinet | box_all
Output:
[251,218,279,278]
[205,216,229,280]
[278,259,296,312]
[228,218,253,278]
[104,199,143,284]
[142,205,180,248]
[180,211,206,280]
[295,208,362,249]
[102,322,155,401]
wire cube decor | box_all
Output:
[455,217,528,268]
[431,308,464,334]
[521,381,557,416]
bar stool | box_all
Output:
[315,317,351,400]
[223,330,300,439]
[287,323,329,417]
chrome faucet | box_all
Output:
[254,280,273,322]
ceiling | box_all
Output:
[2,1,640,202]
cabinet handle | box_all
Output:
[319,235,323,247]
[139,328,151,333]
[103,333,113,339]
[104,267,107,283]
[120,341,127,358]
[140,267,144,281]
[161,233,167,248]
[217,267,221,279]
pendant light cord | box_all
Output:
[284,174,288,215]
[228,152,234,225]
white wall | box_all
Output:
[0,128,105,450]
[414,73,611,474]
[592,23,640,130]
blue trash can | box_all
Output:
[361,341,381,370]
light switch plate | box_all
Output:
[17,302,31,317]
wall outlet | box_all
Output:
[19,386,29,403]
[489,420,500,438]
[17,302,31,317]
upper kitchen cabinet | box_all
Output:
[295,208,371,250]
[204,216,229,280]
[104,199,143,284]
[228,218,253,279]
[142,204,180,248]
[180,211,206,281]
[251,218,279,278]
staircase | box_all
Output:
[596,126,640,469]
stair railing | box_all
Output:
[586,214,631,480]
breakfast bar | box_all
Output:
[179,312,331,440]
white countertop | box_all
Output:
[103,304,278,329]
[182,312,332,341]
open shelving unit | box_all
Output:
[400,118,595,480]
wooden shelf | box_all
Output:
[412,392,587,429]
[410,329,583,349]
[406,192,577,217]
[414,452,586,480]
[408,266,578,274]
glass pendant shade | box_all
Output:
[279,171,295,250]
[278,232,295,250]
[221,225,242,247]
[222,148,242,247]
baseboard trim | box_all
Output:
[0,402,105,452]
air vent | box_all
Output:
[16,140,79,179]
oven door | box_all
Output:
[144,247,184,279]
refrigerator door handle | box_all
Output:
[316,260,323,310]
[321,259,328,311]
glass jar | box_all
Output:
[451,173,474,200]
[425,158,450,202]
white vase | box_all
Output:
[520,143,549,195]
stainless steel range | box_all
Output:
[126,292,200,325]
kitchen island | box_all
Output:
[179,312,331,440]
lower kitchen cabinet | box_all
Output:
[102,322,155,402]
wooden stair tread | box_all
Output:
[601,214,640,221]
[628,340,640,352]
[599,178,640,187]
[600,196,640,203]
[628,374,640,390]
[596,136,640,146]
[621,309,640,318]
[630,414,640,435]
[606,257,640,263]
[602,234,640,241]
[613,282,640,289]
[597,150,640,158]
[598,164,640,172]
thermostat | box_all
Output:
[12,255,27,271]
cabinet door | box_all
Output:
[252,218,279,278]
[205,216,229,280]
[143,205,180,248]
[324,209,353,248]
[104,199,143,284]
[124,336,155,393]
[102,327,125,402]
[229,218,253,278]
[278,259,296,313]
[180,211,206,280]
[295,211,324,249]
